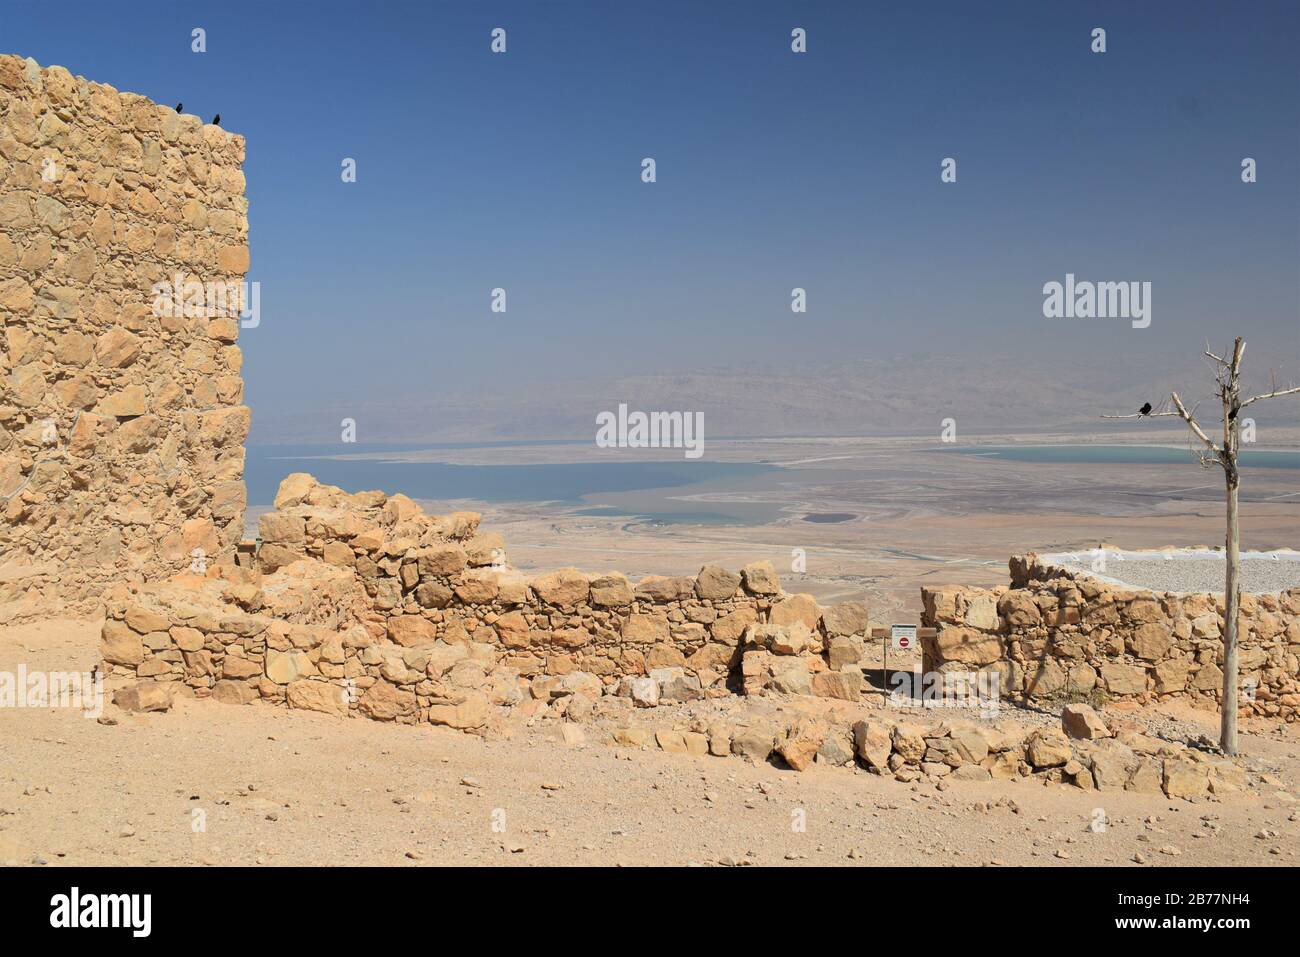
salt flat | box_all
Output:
[1041,549,1300,595]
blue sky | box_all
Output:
[5,0,1298,440]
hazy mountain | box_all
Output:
[249,349,1300,444]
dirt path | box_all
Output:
[2,619,1297,867]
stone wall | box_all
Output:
[97,483,1253,802]
[99,473,872,726]
[920,555,1300,722]
[0,55,250,615]
[98,497,1254,801]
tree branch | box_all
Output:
[1100,411,1182,419]
[1170,391,1221,455]
[1241,384,1300,409]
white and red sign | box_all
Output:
[890,624,917,651]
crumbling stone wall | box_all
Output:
[0,55,250,615]
[100,473,872,726]
[94,478,1259,801]
[99,494,1252,801]
[920,555,1300,721]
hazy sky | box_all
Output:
[7,0,1298,440]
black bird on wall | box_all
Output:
[174,102,182,112]
[1139,402,1153,416]
[211,113,221,126]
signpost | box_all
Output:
[870,624,937,705]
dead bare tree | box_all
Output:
[1103,337,1298,755]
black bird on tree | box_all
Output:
[1139,402,1152,416]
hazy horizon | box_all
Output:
[246,345,1300,444]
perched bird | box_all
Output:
[211,113,221,126]
[174,102,182,112]
[1228,406,1238,421]
[1139,402,1152,416]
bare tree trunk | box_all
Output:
[1221,466,1240,755]
[1219,337,1244,756]
[1101,335,1300,755]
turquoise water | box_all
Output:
[245,441,1299,528]
[930,445,1300,469]
[245,443,777,524]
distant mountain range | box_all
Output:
[250,350,1300,444]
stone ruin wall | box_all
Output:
[920,555,1300,722]
[98,475,1255,800]
[100,472,873,724]
[0,55,250,617]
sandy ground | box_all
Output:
[2,619,1298,867]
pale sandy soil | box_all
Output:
[2,619,1298,867]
